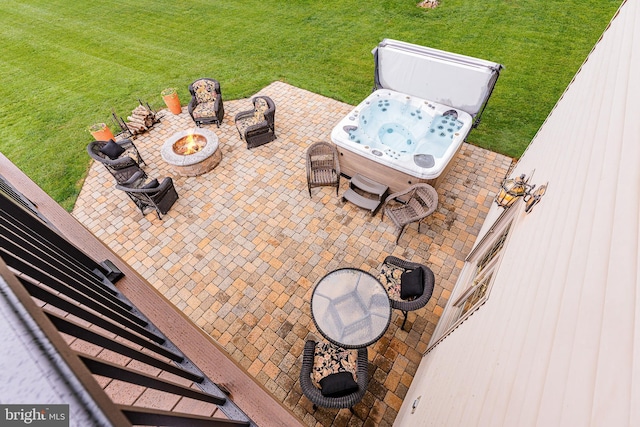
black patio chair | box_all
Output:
[378,255,435,331]
[188,78,224,127]
[87,139,145,184]
[116,171,178,220]
[300,340,368,413]
[234,96,277,149]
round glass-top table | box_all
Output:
[311,268,391,349]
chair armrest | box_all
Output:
[116,177,172,194]
[355,347,368,389]
[119,171,146,187]
[299,341,325,402]
[187,97,197,115]
[384,255,422,271]
[382,184,420,206]
[104,156,137,169]
[234,109,255,122]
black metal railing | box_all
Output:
[0,183,253,427]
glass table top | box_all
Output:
[311,268,391,348]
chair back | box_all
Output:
[87,140,144,184]
[150,179,179,214]
[189,78,220,104]
[413,184,438,216]
[87,140,111,163]
[307,142,338,172]
[254,96,276,127]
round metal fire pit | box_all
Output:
[161,128,221,176]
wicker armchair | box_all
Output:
[234,96,277,149]
[305,142,341,197]
[381,183,438,243]
[188,78,224,127]
[87,139,145,184]
[379,256,435,330]
[300,340,368,412]
[115,171,178,220]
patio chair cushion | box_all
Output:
[311,341,357,388]
[378,263,404,300]
[400,268,424,300]
[319,371,359,398]
[236,114,263,135]
[100,140,125,160]
[235,98,269,134]
[192,102,217,120]
[254,97,269,114]
[192,80,218,104]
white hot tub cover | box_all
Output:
[373,39,504,128]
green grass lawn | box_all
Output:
[0,0,622,210]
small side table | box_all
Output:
[311,268,391,349]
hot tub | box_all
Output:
[331,39,503,192]
[331,89,472,181]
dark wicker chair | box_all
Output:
[305,141,341,197]
[115,171,178,220]
[87,139,145,184]
[300,340,368,413]
[234,96,277,149]
[188,78,224,127]
[381,183,438,243]
[379,255,435,331]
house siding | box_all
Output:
[394,0,639,426]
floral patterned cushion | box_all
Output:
[251,98,269,124]
[192,102,217,119]
[378,263,406,300]
[310,341,357,388]
[192,80,218,104]
[236,115,261,135]
[254,97,269,114]
[235,100,269,135]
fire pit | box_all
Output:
[161,128,221,176]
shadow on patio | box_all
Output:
[73,81,511,426]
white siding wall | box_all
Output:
[394,1,640,425]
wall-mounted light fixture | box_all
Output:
[523,183,547,213]
[495,173,547,213]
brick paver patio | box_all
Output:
[73,81,512,426]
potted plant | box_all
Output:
[88,122,114,141]
[161,87,182,115]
